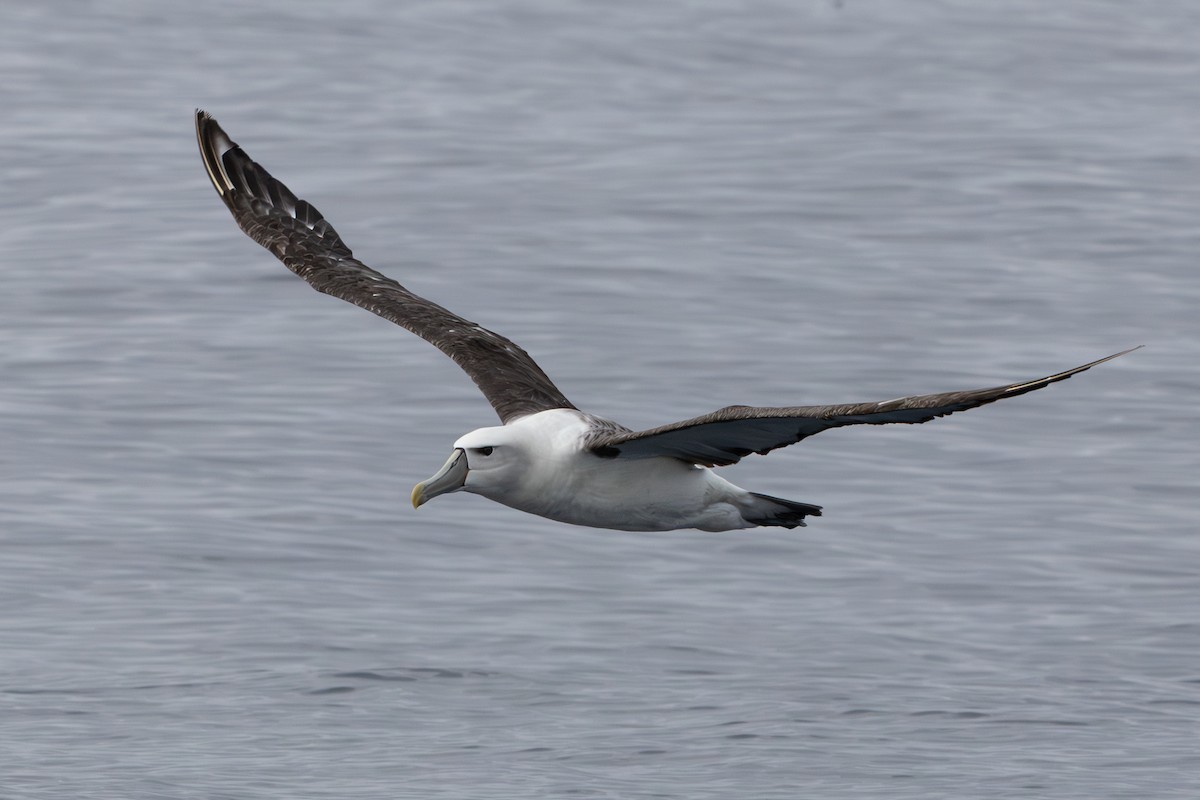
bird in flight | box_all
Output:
[196,111,1136,531]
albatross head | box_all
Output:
[411,426,526,509]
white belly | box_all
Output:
[503,450,751,532]
[458,409,756,532]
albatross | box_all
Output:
[195,110,1137,532]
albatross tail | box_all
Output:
[741,492,823,529]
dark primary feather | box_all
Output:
[587,347,1140,467]
[195,110,576,424]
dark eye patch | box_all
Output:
[478,446,494,456]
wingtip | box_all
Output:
[1001,345,1143,396]
[194,108,214,136]
[195,109,235,197]
[1093,344,1143,366]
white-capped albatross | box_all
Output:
[195,110,1138,532]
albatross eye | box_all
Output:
[477,447,494,456]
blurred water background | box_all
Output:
[1,1,1197,797]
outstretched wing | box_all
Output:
[587,348,1139,467]
[195,110,576,424]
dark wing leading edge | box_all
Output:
[195,110,576,424]
[587,348,1140,467]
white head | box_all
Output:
[410,409,594,516]
[410,425,527,508]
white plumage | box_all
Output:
[439,410,769,531]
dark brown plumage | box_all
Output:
[196,110,576,424]
[583,348,1139,467]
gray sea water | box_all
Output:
[2,1,1197,797]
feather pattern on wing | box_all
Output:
[195,110,575,424]
[586,348,1140,467]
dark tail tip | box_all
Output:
[744,492,823,529]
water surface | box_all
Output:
[1,2,1197,797]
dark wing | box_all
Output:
[587,348,1140,467]
[195,110,576,424]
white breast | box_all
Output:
[482,409,753,531]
